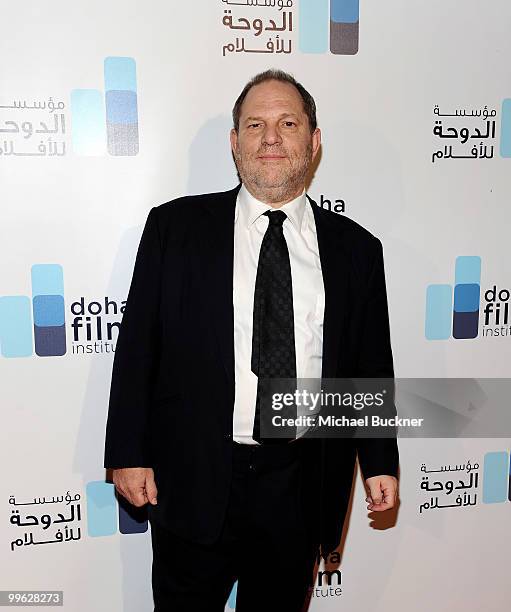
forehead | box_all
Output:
[240,80,305,117]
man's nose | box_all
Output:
[262,124,282,146]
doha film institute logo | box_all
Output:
[0,263,125,358]
[426,256,481,340]
[71,56,139,156]
[425,256,511,341]
[431,100,511,162]
[0,264,66,358]
[0,56,138,158]
[221,0,359,56]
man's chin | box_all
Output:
[253,172,290,189]
[257,180,287,190]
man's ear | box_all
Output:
[311,127,321,161]
[230,128,238,155]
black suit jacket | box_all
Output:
[104,184,399,555]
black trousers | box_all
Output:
[150,438,320,611]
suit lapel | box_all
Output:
[308,195,350,379]
[198,185,240,388]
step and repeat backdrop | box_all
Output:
[1,1,510,610]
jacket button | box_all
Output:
[225,433,232,439]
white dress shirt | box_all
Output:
[232,184,325,444]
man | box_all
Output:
[104,69,399,611]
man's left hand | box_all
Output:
[364,475,398,511]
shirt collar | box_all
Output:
[235,184,307,233]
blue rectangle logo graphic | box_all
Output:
[70,89,106,156]
[1,264,67,358]
[299,0,358,54]
[453,284,480,313]
[118,499,148,535]
[0,296,33,357]
[331,0,359,23]
[454,255,481,285]
[299,0,329,53]
[104,57,139,156]
[425,284,452,340]
[483,451,510,503]
[71,57,138,157]
[453,256,481,339]
[86,481,118,537]
[31,264,66,357]
[426,256,482,341]
[500,99,511,158]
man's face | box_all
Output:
[230,79,321,204]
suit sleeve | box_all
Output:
[104,207,162,468]
[355,237,399,480]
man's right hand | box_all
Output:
[112,467,158,507]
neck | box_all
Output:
[242,183,304,208]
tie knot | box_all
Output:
[264,210,287,227]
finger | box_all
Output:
[145,473,158,505]
[115,476,133,499]
[122,481,147,506]
[368,500,393,511]
[132,488,148,507]
[368,490,395,510]
[114,484,128,502]
[382,485,397,508]
[368,482,383,505]
[367,484,397,511]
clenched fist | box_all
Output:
[364,475,398,511]
[112,467,158,507]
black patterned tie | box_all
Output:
[251,210,296,443]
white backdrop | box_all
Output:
[1,1,510,610]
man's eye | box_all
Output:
[249,123,261,128]
[283,121,296,127]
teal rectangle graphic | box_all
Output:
[31,263,66,355]
[86,481,117,536]
[70,89,106,156]
[299,0,328,53]
[455,256,481,285]
[500,99,511,157]
[483,451,509,503]
[104,57,137,92]
[31,264,64,297]
[0,296,33,357]
[104,57,139,156]
[425,284,452,340]
[331,0,359,23]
